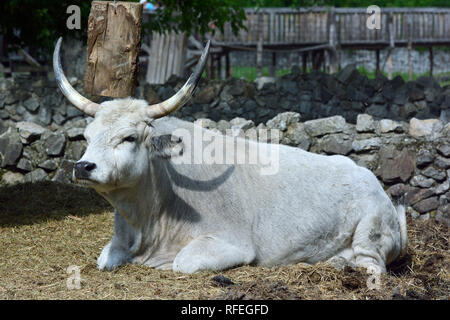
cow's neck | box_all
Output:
[100,158,187,253]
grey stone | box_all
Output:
[216,120,231,133]
[336,64,359,84]
[379,119,403,133]
[408,207,420,219]
[410,175,435,188]
[433,179,449,195]
[16,121,47,144]
[352,138,382,152]
[1,171,25,185]
[366,103,389,119]
[38,159,58,171]
[319,134,352,155]
[44,133,66,156]
[17,158,33,172]
[38,105,52,125]
[52,113,66,125]
[230,117,255,131]
[435,156,450,169]
[0,128,23,167]
[378,148,415,183]
[194,86,215,104]
[0,120,6,135]
[356,114,375,133]
[436,204,450,226]
[416,149,434,167]
[413,197,439,214]
[353,153,378,170]
[24,168,47,183]
[67,127,85,140]
[66,105,84,118]
[304,116,346,137]
[284,122,310,150]
[422,166,446,181]
[266,112,301,131]
[409,118,443,139]
[280,80,298,95]
[0,109,9,120]
[437,144,450,157]
[405,188,434,206]
[23,96,40,112]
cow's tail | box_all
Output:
[395,198,408,258]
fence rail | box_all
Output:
[213,7,450,47]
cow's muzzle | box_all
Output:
[74,161,97,180]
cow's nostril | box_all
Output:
[75,161,96,179]
[84,162,96,171]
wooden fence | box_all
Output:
[214,7,450,48]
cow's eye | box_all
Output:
[123,135,137,143]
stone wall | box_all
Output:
[1,68,449,225]
[1,65,448,130]
[0,107,449,225]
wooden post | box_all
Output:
[302,52,308,74]
[210,54,215,79]
[328,9,337,74]
[376,49,380,73]
[85,1,143,97]
[429,47,434,77]
[387,12,395,80]
[270,52,276,77]
[217,54,222,80]
[408,23,413,81]
[225,50,230,78]
[257,37,263,77]
[257,11,264,77]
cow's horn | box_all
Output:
[147,40,210,119]
[53,37,99,117]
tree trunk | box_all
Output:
[84,1,142,98]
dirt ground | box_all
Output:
[0,182,448,300]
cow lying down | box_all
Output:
[54,38,407,274]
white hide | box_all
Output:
[76,98,407,273]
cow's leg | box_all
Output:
[173,235,254,273]
[351,214,395,273]
[327,248,357,270]
[97,211,134,270]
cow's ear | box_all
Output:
[149,134,183,159]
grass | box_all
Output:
[0,181,448,300]
[231,66,291,82]
[228,65,450,86]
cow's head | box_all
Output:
[53,38,209,192]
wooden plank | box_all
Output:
[85,1,142,97]
[167,32,176,79]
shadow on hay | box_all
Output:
[0,181,111,227]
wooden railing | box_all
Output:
[213,7,450,47]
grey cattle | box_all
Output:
[54,38,407,273]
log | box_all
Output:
[84,1,142,98]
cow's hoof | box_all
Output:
[97,243,128,270]
[327,256,356,270]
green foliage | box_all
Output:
[0,0,91,58]
[141,0,246,36]
[0,0,246,60]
